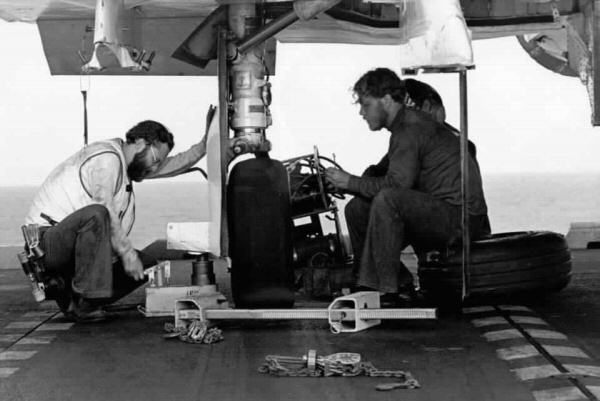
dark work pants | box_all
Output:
[345,188,481,294]
[40,204,155,302]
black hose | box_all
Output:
[181,167,208,179]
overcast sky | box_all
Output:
[1,19,600,187]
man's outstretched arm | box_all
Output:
[146,105,216,179]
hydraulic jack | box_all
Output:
[139,255,229,317]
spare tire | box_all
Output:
[418,231,571,300]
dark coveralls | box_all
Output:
[345,108,490,293]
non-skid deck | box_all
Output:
[1,250,600,401]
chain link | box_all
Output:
[258,351,419,388]
[163,321,224,344]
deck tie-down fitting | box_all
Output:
[174,291,437,333]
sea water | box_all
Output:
[1,173,599,248]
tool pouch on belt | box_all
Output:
[18,224,65,302]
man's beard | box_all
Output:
[127,149,149,182]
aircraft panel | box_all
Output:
[37,17,219,75]
[0,0,217,22]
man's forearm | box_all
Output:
[147,142,207,179]
[347,175,384,199]
[104,203,136,261]
[362,154,389,177]
[347,173,409,199]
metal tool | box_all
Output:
[140,258,229,317]
[19,224,46,302]
[144,261,171,287]
[17,250,45,302]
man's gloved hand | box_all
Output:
[123,250,144,281]
[325,167,351,192]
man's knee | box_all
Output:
[82,204,109,219]
[79,204,110,229]
[372,188,426,217]
[371,188,405,215]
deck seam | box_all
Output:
[494,305,599,401]
[0,309,63,380]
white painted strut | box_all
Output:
[82,0,152,72]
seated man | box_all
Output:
[325,68,490,305]
[25,119,212,322]
[403,78,491,236]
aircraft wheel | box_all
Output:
[418,231,572,301]
[228,157,295,308]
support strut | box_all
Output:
[175,291,437,334]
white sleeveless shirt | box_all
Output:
[26,138,135,235]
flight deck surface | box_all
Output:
[1,250,600,401]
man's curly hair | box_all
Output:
[125,120,174,150]
[353,68,406,103]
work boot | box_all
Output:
[398,284,425,307]
[379,292,402,307]
[66,297,109,323]
[55,291,73,317]
[380,285,424,308]
[351,285,378,293]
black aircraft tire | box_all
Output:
[435,231,570,264]
[228,157,295,308]
[418,231,572,300]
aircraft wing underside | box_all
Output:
[0,0,577,76]
[3,0,600,125]
[0,0,218,22]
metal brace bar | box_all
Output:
[178,308,437,321]
[175,291,437,333]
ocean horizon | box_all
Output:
[1,172,599,249]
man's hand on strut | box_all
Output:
[123,251,144,281]
[199,131,208,152]
[325,167,351,192]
